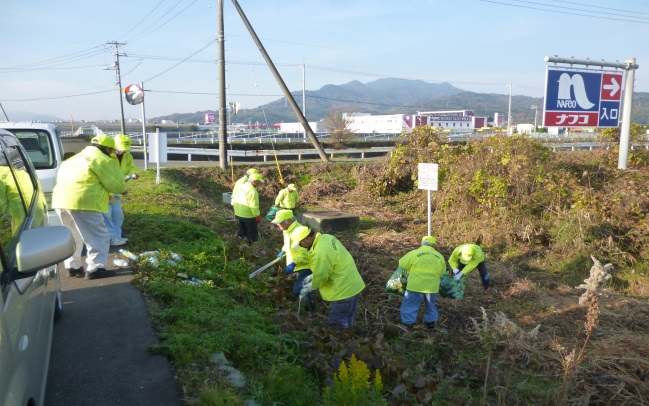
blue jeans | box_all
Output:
[400,290,438,325]
[102,195,123,240]
[328,295,359,329]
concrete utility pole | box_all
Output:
[217,0,228,170]
[506,82,513,136]
[544,56,639,170]
[302,62,307,139]
[230,0,329,162]
[105,41,127,134]
[530,104,538,134]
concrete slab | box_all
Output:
[222,192,232,204]
[297,210,359,233]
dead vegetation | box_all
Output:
[165,132,649,404]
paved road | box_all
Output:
[45,247,183,406]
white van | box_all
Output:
[0,122,68,225]
[0,129,75,406]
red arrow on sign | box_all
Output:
[601,73,623,101]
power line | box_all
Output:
[477,0,649,23]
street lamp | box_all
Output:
[530,105,538,135]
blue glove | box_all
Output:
[277,251,285,259]
[285,262,296,274]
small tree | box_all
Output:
[323,110,354,147]
[597,122,643,143]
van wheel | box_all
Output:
[54,290,63,322]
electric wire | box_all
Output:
[476,0,649,23]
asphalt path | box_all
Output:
[45,247,183,406]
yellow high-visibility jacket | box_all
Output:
[398,245,446,294]
[232,181,259,218]
[308,233,365,301]
[282,220,309,271]
[275,188,298,209]
[112,151,137,176]
[230,175,248,206]
[448,243,485,275]
[52,146,126,213]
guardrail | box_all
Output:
[130,142,649,163]
[130,146,394,162]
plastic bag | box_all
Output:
[265,205,280,221]
[439,272,465,299]
[385,267,408,299]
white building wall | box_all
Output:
[279,121,321,133]
[348,114,405,134]
[517,124,535,135]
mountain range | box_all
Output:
[11,78,649,126]
[156,78,649,126]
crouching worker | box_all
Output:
[399,236,446,329]
[290,226,365,331]
[449,243,490,292]
[271,209,313,310]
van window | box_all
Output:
[0,147,27,249]
[12,130,55,170]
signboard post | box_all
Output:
[543,56,639,169]
[543,68,623,128]
[418,163,438,236]
[149,130,167,185]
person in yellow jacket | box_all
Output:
[52,135,126,280]
[399,236,446,328]
[449,243,490,292]
[274,184,298,210]
[231,168,258,206]
[290,226,365,330]
[271,209,313,310]
[104,134,139,246]
[232,172,264,244]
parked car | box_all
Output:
[0,122,70,226]
[0,129,75,406]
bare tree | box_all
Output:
[322,110,354,146]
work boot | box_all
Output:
[425,322,436,330]
[85,268,117,280]
[67,267,84,277]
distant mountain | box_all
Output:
[128,78,649,126]
[5,111,63,122]
[158,78,467,125]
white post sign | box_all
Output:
[149,131,167,184]
[418,163,439,236]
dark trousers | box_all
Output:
[459,261,490,290]
[236,216,258,243]
[328,295,360,329]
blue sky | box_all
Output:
[1,0,648,122]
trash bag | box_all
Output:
[385,267,408,299]
[265,206,280,221]
[439,272,465,300]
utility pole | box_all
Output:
[302,62,306,139]
[105,41,127,134]
[530,104,538,135]
[217,0,228,170]
[506,82,513,136]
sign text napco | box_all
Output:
[543,68,623,128]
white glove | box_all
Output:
[454,272,463,281]
[303,274,313,284]
[299,282,314,298]
[452,268,460,275]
